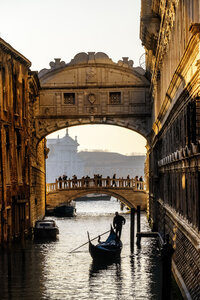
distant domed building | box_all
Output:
[46,129,84,182]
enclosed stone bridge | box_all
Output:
[46,177,147,210]
[35,52,151,142]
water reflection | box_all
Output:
[0,243,46,300]
[89,260,122,299]
[89,260,121,275]
[0,199,182,300]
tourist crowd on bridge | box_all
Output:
[56,174,144,189]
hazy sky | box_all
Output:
[48,125,147,155]
[0,0,146,155]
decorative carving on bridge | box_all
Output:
[38,52,140,79]
[117,57,134,68]
[87,93,96,104]
[49,58,66,69]
[86,67,97,83]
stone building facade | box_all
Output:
[0,38,45,243]
[140,1,200,298]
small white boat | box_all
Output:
[33,219,59,240]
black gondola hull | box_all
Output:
[88,227,122,262]
[89,242,122,262]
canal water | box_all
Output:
[0,198,182,300]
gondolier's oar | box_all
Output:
[69,229,110,253]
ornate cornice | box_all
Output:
[140,0,160,54]
[0,38,31,68]
[38,53,136,79]
[151,0,179,84]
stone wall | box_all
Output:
[29,140,46,226]
[140,1,200,298]
[0,38,32,242]
[0,38,45,243]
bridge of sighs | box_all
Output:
[35,52,151,141]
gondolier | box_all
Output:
[113,211,126,239]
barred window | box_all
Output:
[63,93,75,105]
[109,92,121,104]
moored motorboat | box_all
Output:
[33,219,59,240]
[88,227,122,262]
[54,203,76,217]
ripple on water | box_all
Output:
[0,200,166,300]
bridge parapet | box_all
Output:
[46,177,146,193]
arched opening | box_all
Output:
[45,124,147,214]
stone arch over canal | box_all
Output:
[47,188,147,211]
[46,177,147,210]
[35,52,151,142]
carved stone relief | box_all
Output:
[87,93,96,104]
[86,67,97,83]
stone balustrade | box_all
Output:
[46,177,145,193]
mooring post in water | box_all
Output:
[136,205,141,247]
[130,207,135,254]
[161,234,174,300]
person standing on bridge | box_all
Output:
[139,176,143,190]
[113,211,126,239]
[58,176,62,189]
[106,176,110,187]
[112,174,117,187]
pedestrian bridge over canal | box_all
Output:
[46,177,147,210]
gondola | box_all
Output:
[88,226,122,262]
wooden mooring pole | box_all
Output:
[136,205,141,247]
[161,234,174,300]
[130,207,135,254]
